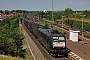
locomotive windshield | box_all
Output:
[59,37,64,40]
[53,36,65,42]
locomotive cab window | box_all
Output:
[53,36,58,42]
[53,36,65,42]
[59,37,65,42]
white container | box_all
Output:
[69,30,73,41]
[69,30,80,42]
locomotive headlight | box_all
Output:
[53,42,56,44]
[53,42,58,44]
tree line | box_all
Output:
[0,16,25,58]
[31,8,90,20]
[0,10,28,14]
[63,19,90,32]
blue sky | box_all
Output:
[0,0,90,11]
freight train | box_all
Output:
[23,19,68,57]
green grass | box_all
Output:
[0,39,34,60]
[35,22,66,34]
[65,18,90,23]
[53,18,90,23]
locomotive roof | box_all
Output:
[38,28,64,37]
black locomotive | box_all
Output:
[23,19,68,57]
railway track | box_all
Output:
[43,20,90,41]
[22,14,86,60]
[23,23,69,60]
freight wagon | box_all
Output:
[23,20,68,57]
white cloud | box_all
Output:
[56,5,65,8]
[77,2,89,6]
[83,2,89,4]
[56,6,59,8]
[70,2,74,5]
[63,5,65,6]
